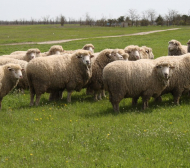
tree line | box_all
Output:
[1,9,190,26]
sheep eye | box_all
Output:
[146,50,149,53]
[156,65,161,68]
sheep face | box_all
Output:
[110,51,123,60]
[126,49,140,60]
[8,67,23,79]
[77,54,94,68]
[168,41,179,51]
[155,64,174,80]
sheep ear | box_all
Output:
[106,52,111,58]
[7,67,12,71]
[21,68,25,71]
[90,55,94,58]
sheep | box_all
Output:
[86,49,123,101]
[187,40,190,53]
[0,57,28,91]
[2,48,41,62]
[10,51,27,55]
[26,50,94,106]
[154,53,190,105]
[140,46,154,59]
[168,39,187,56]
[0,63,23,110]
[124,45,141,60]
[41,45,64,56]
[103,59,175,112]
[82,44,95,53]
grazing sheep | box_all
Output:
[124,45,141,60]
[41,45,64,56]
[154,53,190,104]
[103,59,175,112]
[86,49,123,101]
[26,50,94,106]
[2,48,41,62]
[168,39,187,56]
[140,46,154,59]
[187,40,190,53]
[0,63,23,110]
[0,57,28,91]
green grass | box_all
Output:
[0,25,190,167]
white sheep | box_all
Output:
[26,50,94,106]
[103,59,175,112]
[124,45,141,60]
[168,39,187,56]
[0,57,28,91]
[2,48,41,62]
[0,63,23,110]
[86,49,123,101]
[154,53,190,104]
[41,45,64,56]
[62,44,95,54]
[140,46,154,59]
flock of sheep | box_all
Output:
[0,39,190,112]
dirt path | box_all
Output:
[3,28,180,46]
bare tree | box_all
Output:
[165,9,178,26]
[60,15,66,26]
[147,9,157,25]
[127,9,140,26]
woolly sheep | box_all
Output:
[187,40,190,53]
[26,50,94,106]
[0,63,23,110]
[124,45,141,60]
[2,48,41,62]
[41,45,64,56]
[154,53,190,105]
[103,59,175,112]
[0,57,28,91]
[140,46,154,59]
[10,51,27,55]
[86,49,123,101]
[168,39,187,56]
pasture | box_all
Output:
[0,25,190,167]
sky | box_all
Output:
[1,0,189,21]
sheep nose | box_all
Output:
[86,60,90,64]
[20,75,23,78]
[136,56,140,60]
[164,73,168,78]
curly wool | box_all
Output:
[27,50,93,105]
[0,57,28,90]
[168,39,187,56]
[155,53,190,104]
[2,48,41,62]
[0,63,22,109]
[103,59,173,111]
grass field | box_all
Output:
[0,25,190,167]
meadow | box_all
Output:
[0,24,190,167]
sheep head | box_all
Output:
[82,44,95,53]
[49,45,64,55]
[168,40,181,51]
[155,62,175,82]
[26,48,41,61]
[124,45,141,60]
[6,63,23,79]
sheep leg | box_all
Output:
[30,93,35,106]
[132,97,139,106]
[154,96,162,102]
[94,91,98,101]
[142,97,149,110]
[35,94,41,106]
[86,87,94,95]
[67,91,72,103]
[98,91,102,100]
[101,89,106,98]
[172,90,182,105]
[112,103,120,113]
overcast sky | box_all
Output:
[1,0,189,21]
